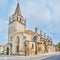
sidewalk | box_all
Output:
[0,52,60,60]
[24,52,59,58]
[5,52,60,58]
[21,52,60,60]
[0,52,60,58]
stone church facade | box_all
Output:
[4,2,57,56]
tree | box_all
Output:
[57,42,60,51]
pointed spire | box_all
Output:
[47,35,49,39]
[44,32,46,37]
[40,30,42,36]
[14,2,21,16]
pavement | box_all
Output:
[42,55,60,60]
[0,52,60,60]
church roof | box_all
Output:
[0,45,4,47]
[12,2,21,16]
[24,30,40,36]
[24,30,35,35]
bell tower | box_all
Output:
[8,2,26,43]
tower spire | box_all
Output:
[14,2,21,16]
[18,0,20,3]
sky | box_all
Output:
[0,0,60,45]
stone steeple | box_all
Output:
[14,2,21,16]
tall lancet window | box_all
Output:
[16,36,19,53]
[17,17,18,21]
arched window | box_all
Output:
[17,36,19,45]
[17,17,18,21]
[32,44,34,49]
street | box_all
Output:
[0,52,60,60]
[42,54,60,60]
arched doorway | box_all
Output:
[16,45,19,53]
[35,43,37,54]
[16,36,19,54]
[6,47,9,55]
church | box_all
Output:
[4,2,57,56]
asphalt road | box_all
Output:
[42,54,60,60]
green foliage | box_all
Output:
[0,53,4,55]
[0,51,4,55]
[57,42,60,51]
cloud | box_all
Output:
[0,0,60,44]
[20,0,60,32]
[0,0,8,5]
[8,1,17,16]
[20,0,60,44]
[21,0,52,25]
[0,0,6,3]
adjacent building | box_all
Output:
[0,45,4,54]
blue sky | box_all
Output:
[0,0,60,45]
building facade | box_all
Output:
[4,2,57,56]
[0,45,4,54]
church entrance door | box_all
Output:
[6,47,9,55]
[16,45,19,54]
